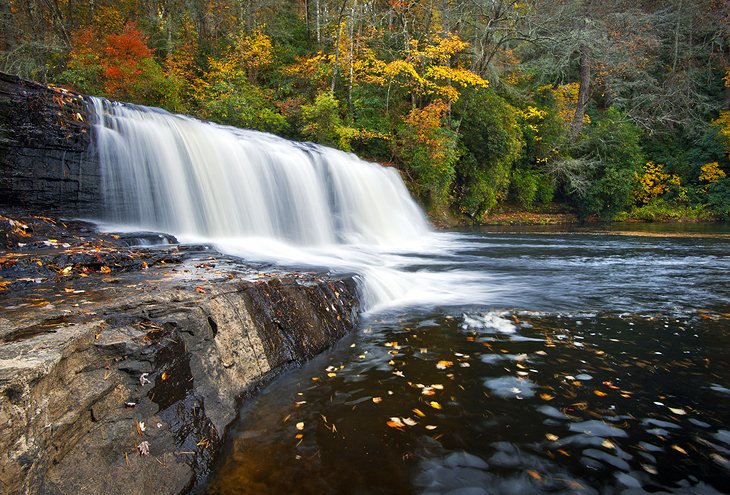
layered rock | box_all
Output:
[0,72,100,214]
[0,218,358,494]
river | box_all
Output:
[206,226,730,495]
[87,100,730,494]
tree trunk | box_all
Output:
[330,0,349,93]
[570,48,591,139]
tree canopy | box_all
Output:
[2,0,728,221]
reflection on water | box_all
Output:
[207,231,730,494]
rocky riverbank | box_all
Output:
[0,212,359,494]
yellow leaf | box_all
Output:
[412,408,426,417]
[540,393,555,401]
[61,266,73,275]
[100,266,112,274]
[602,439,615,449]
[594,390,608,397]
[429,401,442,410]
[671,444,688,455]
[545,433,559,441]
[372,397,382,404]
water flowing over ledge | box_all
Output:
[90,97,498,313]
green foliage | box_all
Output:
[615,200,713,222]
[510,169,555,210]
[707,178,730,220]
[300,92,343,148]
[453,87,525,217]
[572,108,645,220]
[396,100,461,209]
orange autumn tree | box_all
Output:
[396,99,461,207]
[102,22,156,101]
[62,21,174,107]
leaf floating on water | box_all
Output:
[527,470,542,481]
[602,439,615,449]
[327,373,337,378]
[425,425,438,430]
[641,463,658,475]
[372,397,383,404]
[413,408,425,417]
[429,401,442,410]
[100,266,112,274]
[161,371,170,381]
[295,433,303,440]
[436,360,453,370]
[431,384,444,390]
[671,444,688,455]
[668,407,687,415]
[296,422,305,431]
[61,266,73,275]
[545,433,559,441]
[402,417,417,427]
[540,393,555,401]
[387,417,405,429]
[594,390,608,397]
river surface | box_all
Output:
[207,226,730,495]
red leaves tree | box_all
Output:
[102,22,154,100]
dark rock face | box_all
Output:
[0,235,359,494]
[0,72,100,214]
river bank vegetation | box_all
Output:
[1,0,728,223]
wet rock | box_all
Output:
[0,72,100,215]
[0,214,360,494]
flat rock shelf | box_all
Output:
[0,213,359,494]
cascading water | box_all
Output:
[90,98,496,312]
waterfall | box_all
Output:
[91,98,430,247]
[90,98,495,313]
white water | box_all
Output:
[91,98,497,312]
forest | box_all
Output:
[1,0,728,223]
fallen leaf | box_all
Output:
[61,266,73,275]
[137,441,150,456]
[296,422,305,431]
[602,439,615,449]
[387,418,405,429]
[161,371,170,381]
[402,417,417,427]
[372,397,383,404]
[545,433,559,441]
[195,286,206,294]
[668,407,687,415]
[671,444,688,455]
[100,266,112,274]
[429,401,442,410]
[527,470,542,481]
[436,360,453,370]
[540,393,555,401]
[425,425,438,430]
[412,408,425,417]
[594,390,608,397]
